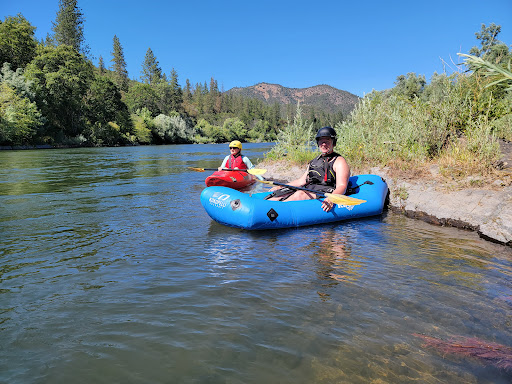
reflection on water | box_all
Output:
[309,229,363,289]
[1,144,512,384]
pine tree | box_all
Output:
[205,77,219,113]
[169,68,183,112]
[183,78,192,103]
[194,82,204,113]
[111,35,129,91]
[51,0,89,55]
[98,55,105,74]
[140,48,162,84]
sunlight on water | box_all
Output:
[1,144,511,383]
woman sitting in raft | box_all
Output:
[265,126,350,212]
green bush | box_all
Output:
[266,103,316,163]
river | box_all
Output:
[1,143,511,383]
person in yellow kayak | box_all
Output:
[265,126,350,212]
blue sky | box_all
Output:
[2,0,511,97]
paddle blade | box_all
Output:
[325,193,366,206]
[188,167,207,172]
[247,168,267,176]
[255,178,274,185]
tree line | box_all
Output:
[0,0,342,148]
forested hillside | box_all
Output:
[0,0,352,148]
[227,83,359,116]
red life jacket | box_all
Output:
[228,154,247,170]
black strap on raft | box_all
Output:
[346,180,373,195]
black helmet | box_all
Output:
[315,126,337,146]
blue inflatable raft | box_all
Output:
[200,174,388,230]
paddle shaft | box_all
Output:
[260,180,335,199]
[201,168,253,172]
[256,179,366,206]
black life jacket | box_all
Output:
[306,152,341,187]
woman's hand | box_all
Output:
[321,197,335,212]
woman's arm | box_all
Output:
[242,156,254,169]
[321,157,350,211]
[218,156,229,170]
[331,156,350,195]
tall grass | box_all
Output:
[336,71,505,178]
[265,103,317,164]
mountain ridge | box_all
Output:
[226,82,360,116]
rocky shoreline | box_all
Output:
[257,161,512,247]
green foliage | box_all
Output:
[111,35,128,91]
[493,111,512,141]
[459,53,512,91]
[9,9,509,156]
[140,48,161,84]
[337,89,461,167]
[469,23,508,63]
[0,14,37,70]
[266,103,316,163]
[247,119,270,142]
[337,68,506,175]
[222,117,247,141]
[83,76,133,145]
[194,118,225,143]
[124,83,160,115]
[132,108,153,144]
[0,63,35,99]
[52,0,89,55]
[98,55,105,75]
[153,113,192,143]
[0,82,43,145]
[133,116,151,144]
[392,73,426,100]
[153,69,183,116]
[168,68,183,112]
[24,44,94,139]
[332,24,510,177]
[86,121,123,146]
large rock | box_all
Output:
[388,179,512,245]
[370,167,512,246]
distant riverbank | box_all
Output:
[258,160,512,247]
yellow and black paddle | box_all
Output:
[188,167,267,176]
[255,179,366,206]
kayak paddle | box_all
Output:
[256,179,366,206]
[188,167,267,176]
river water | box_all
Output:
[1,143,511,383]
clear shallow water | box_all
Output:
[1,144,512,383]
